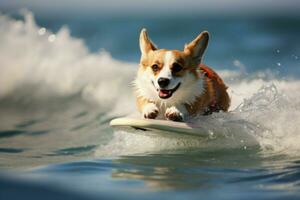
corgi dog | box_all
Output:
[134,29,230,122]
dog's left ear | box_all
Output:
[184,31,209,65]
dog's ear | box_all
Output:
[184,31,209,66]
[139,28,157,58]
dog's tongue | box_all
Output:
[159,89,171,98]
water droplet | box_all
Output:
[48,34,56,42]
[276,49,280,53]
[277,62,281,66]
[243,146,247,150]
[38,27,46,35]
[292,54,299,60]
[208,130,216,139]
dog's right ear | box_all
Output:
[139,28,157,58]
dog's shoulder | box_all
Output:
[199,64,228,89]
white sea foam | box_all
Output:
[0,10,136,113]
[0,11,300,156]
[98,79,300,156]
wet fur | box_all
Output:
[134,29,230,121]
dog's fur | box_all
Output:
[133,29,230,121]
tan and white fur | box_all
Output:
[134,29,230,122]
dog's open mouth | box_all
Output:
[157,83,181,99]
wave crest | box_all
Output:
[1,11,300,156]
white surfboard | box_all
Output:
[110,117,211,137]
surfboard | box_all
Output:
[110,117,211,137]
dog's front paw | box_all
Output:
[165,106,184,122]
[143,103,159,119]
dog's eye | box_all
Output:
[172,63,183,73]
[151,64,160,72]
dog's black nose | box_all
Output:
[158,78,170,88]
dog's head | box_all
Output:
[136,29,209,104]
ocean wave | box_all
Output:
[0,11,300,156]
[97,81,300,156]
[0,10,136,113]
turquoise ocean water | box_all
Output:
[0,10,300,199]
